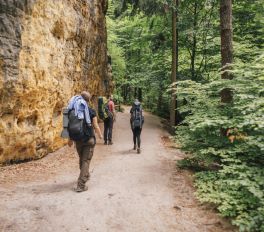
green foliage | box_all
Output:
[107,2,171,116]
[175,55,264,231]
[108,0,264,230]
[108,0,224,116]
[107,3,126,89]
[195,168,264,231]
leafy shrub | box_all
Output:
[175,55,264,231]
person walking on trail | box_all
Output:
[67,91,103,192]
[130,99,144,154]
[103,95,115,145]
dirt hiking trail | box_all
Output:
[0,108,235,232]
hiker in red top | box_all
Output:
[104,95,115,145]
[108,96,115,116]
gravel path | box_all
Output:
[0,108,235,232]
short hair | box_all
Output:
[81,91,91,101]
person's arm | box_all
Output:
[130,107,134,116]
[83,102,91,124]
[113,105,116,121]
[141,110,144,125]
[112,101,116,113]
[92,116,103,139]
[109,101,116,121]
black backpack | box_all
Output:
[131,104,143,129]
[68,109,94,142]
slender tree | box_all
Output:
[220,0,233,103]
[170,0,179,129]
[190,1,198,80]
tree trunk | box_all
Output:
[128,86,132,102]
[176,1,179,77]
[134,87,138,99]
[170,0,179,130]
[191,1,198,81]
[157,86,163,114]
[123,84,128,102]
[138,88,142,102]
[220,0,233,79]
[220,0,233,137]
[220,0,233,103]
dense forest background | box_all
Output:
[106,0,264,231]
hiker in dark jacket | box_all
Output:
[68,91,103,192]
[130,99,144,154]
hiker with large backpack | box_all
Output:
[130,99,144,154]
[66,91,103,192]
[98,95,115,145]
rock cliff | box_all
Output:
[0,0,111,164]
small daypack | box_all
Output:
[131,104,143,129]
[98,97,112,120]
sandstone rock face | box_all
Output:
[0,0,111,164]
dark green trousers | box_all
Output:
[75,137,95,188]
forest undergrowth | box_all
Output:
[107,0,264,230]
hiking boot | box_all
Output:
[133,145,136,150]
[104,141,107,145]
[137,148,141,154]
[74,186,88,192]
[108,141,113,145]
